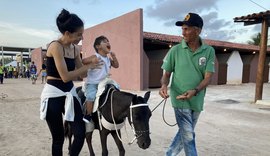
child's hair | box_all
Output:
[93,35,108,53]
[42,64,46,69]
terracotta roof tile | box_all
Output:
[234,10,270,21]
[143,32,270,52]
[143,32,181,43]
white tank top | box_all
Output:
[85,52,111,84]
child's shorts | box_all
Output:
[42,72,47,77]
[84,83,98,102]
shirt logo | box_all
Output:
[199,57,206,66]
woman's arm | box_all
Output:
[48,42,94,82]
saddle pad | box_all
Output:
[93,77,119,112]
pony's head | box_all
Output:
[130,91,152,149]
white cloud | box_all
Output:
[0,21,58,48]
[145,0,261,43]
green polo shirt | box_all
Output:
[161,39,215,112]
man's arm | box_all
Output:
[159,71,171,99]
[176,72,213,100]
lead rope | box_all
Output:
[100,87,114,108]
[152,98,177,127]
[98,87,116,131]
[110,90,125,142]
[151,98,165,113]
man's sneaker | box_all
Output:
[83,114,92,123]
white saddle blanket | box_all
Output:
[92,77,119,113]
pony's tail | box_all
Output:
[64,121,73,153]
[64,121,72,138]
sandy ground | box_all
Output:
[0,78,270,156]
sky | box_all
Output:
[0,0,269,49]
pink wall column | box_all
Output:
[82,9,144,90]
[31,47,43,72]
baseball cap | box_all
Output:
[175,13,203,28]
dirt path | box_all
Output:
[0,78,270,156]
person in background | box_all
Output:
[0,63,4,84]
[159,13,215,156]
[13,66,17,78]
[30,61,37,84]
[3,65,8,78]
[40,9,101,156]
[25,62,30,79]
[8,65,13,78]
[38,63,47,84]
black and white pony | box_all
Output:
[65,84,152,156]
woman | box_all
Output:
[40,9,100,156]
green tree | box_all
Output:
[247,33,261,46]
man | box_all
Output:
[159,13,215,156]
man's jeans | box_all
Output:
[166,108,200,156]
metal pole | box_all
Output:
[28,48,31,60]
[255,19,268,102]
[20,51,23,77]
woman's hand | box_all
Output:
[82,55,99,65]
[84,55,103,69]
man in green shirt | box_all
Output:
[159,13,215,156]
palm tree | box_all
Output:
[247,33,261,46]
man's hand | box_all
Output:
[159,85,169,99]
[176,89,197,100]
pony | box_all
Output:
[65,84,152,156]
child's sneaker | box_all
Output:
[83,114,92,123]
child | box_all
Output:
[30,61,37,84]
[82,35,119,123]
[38,63,47,84]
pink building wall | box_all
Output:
[31,47,43,71]
[82,9,145,90]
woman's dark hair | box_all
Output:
[56,9,84,34]
[93,36,108,53]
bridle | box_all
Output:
[108,89,150,145]
[128,103,150,145]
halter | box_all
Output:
[128,102,150,145]
[101,89,150,145]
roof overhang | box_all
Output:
[234,10,270,26]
